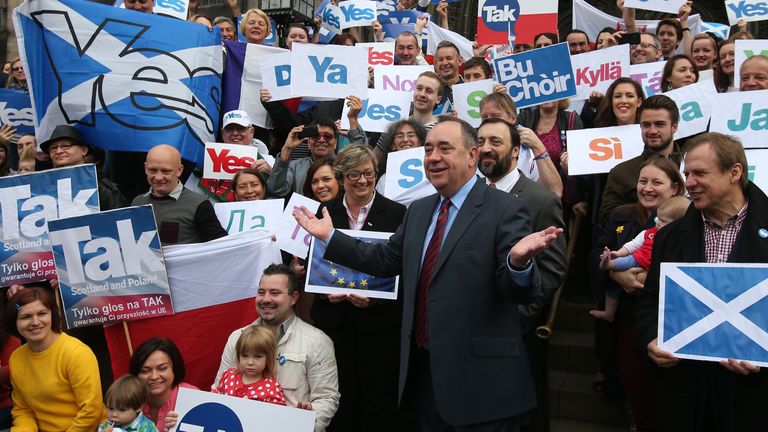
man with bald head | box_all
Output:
[739,55,768,91]
[132,144,227,244]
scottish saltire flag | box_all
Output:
[49,205,173,329]
[14,0,222,165]
[0,89,34,135]
[659,263,768,367]
[701,21,731,40]
[306,229,399,300]
[0,165,99,286]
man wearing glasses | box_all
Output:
[268,118,340,198]
[631,33,663,65]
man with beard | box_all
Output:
[599,95,681,225]
[477,118,566,432]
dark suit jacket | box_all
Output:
[325,178,538,426]
[508,173,567,333]
[311,193,406,331]
[636,183,768,431]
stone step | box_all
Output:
[548,329,597,374]
[549,370,628,427]
[552,300,596,333]
[550,418,628,432]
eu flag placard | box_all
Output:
[13,0,222,165]
[306,229,399,300]
[659,263,768,367]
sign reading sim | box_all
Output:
[566,124,644,175]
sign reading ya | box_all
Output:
[357,42,395,66]
[566,124,644,175]
[203,143,261,180]
[572,45,630,100]
[452,79,495,127]
[0,89,34,135]
[725,0,768,25]
[734,39,768,89]
[710,89,768,148]
[291,44,368,98]
[48,205,173,329]
[493,43,577,109]
[340,89,411,133]
[0,165,99,286]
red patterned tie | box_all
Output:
[415,198,451,348]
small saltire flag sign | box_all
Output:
[659,263,768,367]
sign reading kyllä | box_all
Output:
[0,165,99,286]
[48,205,173,329]
[493,43,576,109]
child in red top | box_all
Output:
[213,325,286,405]
[591,196,690,322]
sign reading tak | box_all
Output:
[493,43,576,109]
[0,165,99,286]
[48,205,173,329]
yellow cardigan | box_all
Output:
[9,333,105,431]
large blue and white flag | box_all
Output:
[659,263,768,367]
[14,0,222,165]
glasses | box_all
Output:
[346,170,376,181]
[11,66,22,72]
[394,132,417,140]
[312,133,336,142]
[48,142,74,152]
[631,43,657,50]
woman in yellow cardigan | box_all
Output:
[5,286,105,431]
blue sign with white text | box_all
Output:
[0,89,34,135]
[493,43,576,109]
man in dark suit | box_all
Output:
[478,118,567,432]
[636,132,768,431]
[295,116,562,431]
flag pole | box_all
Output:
[123,321,134,357]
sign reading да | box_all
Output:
[48,205,173,329]
[0,165,99,286]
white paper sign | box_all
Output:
[306,229,399,300]
[340,89,412,133]
[291,44,368,99]
[203,143,261,180]
[172,387,316,432]
[664,79,718,139]
[239,44,289,129]
[629,61,666,97]
[357,42,395,66]
[214,199,285,235]
[734,39,768,90]
[373,65,432,92]
[154,0,189,20]
[572,45,630,100]
[277,193,321,257]
[338,0,377,28]
[566,124,645,175]
[320,4,344,35]
[260,52,294,102]
[625,0,686,14]
[452,80,494,127]
[745,149,768,194]
[725,0,768,25]
[383,147,437,205]
[709,89,768,148]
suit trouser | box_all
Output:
[414,348,521,432]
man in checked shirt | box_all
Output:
[636,132,768,432]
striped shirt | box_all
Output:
[703,201,748,263]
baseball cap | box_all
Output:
[222,110,252,128]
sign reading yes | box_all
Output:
[321,0,376,34]
[566,124,644,176]
[203,143,261,181]
[154,0,189,20]
[725,0,768,25]
[493,43,577,109]
[357,42,395,66]
[291,44,368,98]
[340,89,412,133]
[452,79,495,127]
[710,89,768,148]
[0,89,34,135]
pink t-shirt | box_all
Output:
[142,382,198,430]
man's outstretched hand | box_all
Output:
[293,206,334,242]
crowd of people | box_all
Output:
[0,0,766,431]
